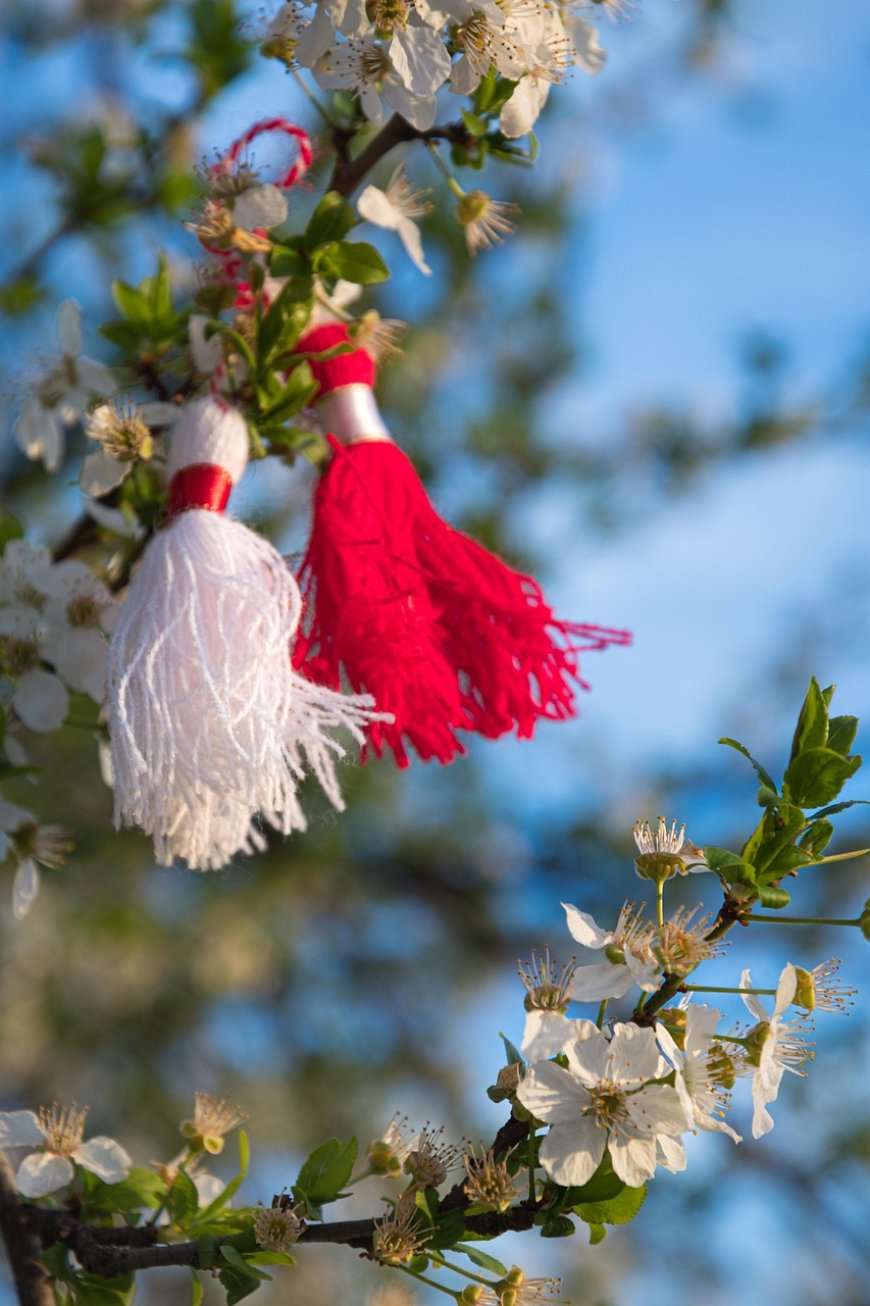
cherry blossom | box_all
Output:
[0,1104,131,1198]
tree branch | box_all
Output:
[328,113,472,198]
[0,1155,54,1306]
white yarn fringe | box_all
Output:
[107,397,384,871]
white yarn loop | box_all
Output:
[107,397,385,871]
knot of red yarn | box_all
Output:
[296,324,376,399]
[167,464,233,519]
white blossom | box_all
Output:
[357,166,433,275]
[657,1005,742,1142]
[563,900,660,1001]
[741,965,814,1139]
[14,301,115,473]
[81,399,176,498]
[517,1023,689,1187]
[0,1105,131,1198]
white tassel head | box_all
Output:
[107,396,385,871]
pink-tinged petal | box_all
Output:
[609,1134,657,1187]
[0,1110,45,1149]
[656,1135,686,1173]
[609,1024,665,1085]
[563,1028,611,1086]
[773,964,797,1017]
[520,1009,574,1062]
[73,1137,132,1185]
[568,961,635,1003]
[626,1084,690,1136]
[14,669,68,733]
[740,969,769,1024]
[562,902,610,949]
[17,1152,74,1198]
[538,1120,605,1188]
[12,858,39,920]
[515,1060,583,1125]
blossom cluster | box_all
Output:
[264,0,607,136]
[512,817,855,1191]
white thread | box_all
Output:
[107,397,386,870]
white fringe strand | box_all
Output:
[107,397,385,871]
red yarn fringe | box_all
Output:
[294,439,630,767]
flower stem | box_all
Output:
[747,914,861,926]
[431,1253,491,1285]
[347,1165,375,1186]
[684,984,776,996]
[426,141,464,198]
[655,880,665,928]
[528,1122,536,1205]
[596,999,608,1030]
[818,848,870,863]
[290,69,336,128]
[398,1264,458,1298]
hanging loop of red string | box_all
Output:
[216,117,313,189]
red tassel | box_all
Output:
[293,326,630,766]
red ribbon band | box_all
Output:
[296,324,376,399]
[167,463,233,518]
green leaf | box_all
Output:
[759,844,818,878]
[800,820,834,856]
[540,1213,575,1238]
[428,1206,464,1250]
[0,516,24,553]
[790,677,829,761]
[313,240,389,285]
[220,1246,271,1280]
[42,1243,74,1281]
[454,1244,507,1275]
[500,1032,523,1065]
[756,885,791,909]
[574,1182,646,1227]
[195,1130,250,1222]
[561,1155,625,1207]
[217,1265,264,1305]
[783,748,861,807]
[83,1166,168,1217]
[294,1136,358,1209]
[246,1250,297,1266]
[190,1273,205,1306]
[304,191,357,250]
[827,715,859,757]
[71,1272,134,1306]
[718,737,777,794]
[588,1223,607,1245]
[168,1169,200,1226]
[269,245,310,278]
[807,799,870,820]
[703,847,756,886]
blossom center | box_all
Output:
[583,1082,628,1130]
[38,1103,87,1156]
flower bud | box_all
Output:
[460,1287,484,1305]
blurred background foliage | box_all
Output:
[0,1,868,1303]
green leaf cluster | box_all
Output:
[102,258,189,358]
[708,678,864,909]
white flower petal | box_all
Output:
[0,1110,45,1149]
[17,1152,75,1198]
[73,1137,132,1185]
[773,963,798,1017]
[357,185,403,232]
[563,1028,612,1086]
[193,1172,225,1206]
[12,859,40,920]
[233,185,289,232]
[13,669,69,733]
[608,1023,665,1085]
[80,450,129,497]
[397,217,432,275]
[608,1134,657,1187]
[43,627,108,702]
[515,1060,582,1126]
[656,1134,687,1173]
[0,798,37,832]
[83,499,144,539]
[739,968,769,1024]
[538,1119,605,1187]
[568,960,635,1003]
[626,1084,690,1136]
[499,76,550,140]
[520,1009,575,1062]
[562,902,610,949]
[76,358,117,397]
[57,300,82,356]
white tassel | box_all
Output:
[107,396,384,870]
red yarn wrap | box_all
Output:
[297,325,376,398]
[294,438,631,768]
[167,464,233,519]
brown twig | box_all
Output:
[328,113,472,198]
[0,1155,54,1306]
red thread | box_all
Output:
[167,464,233,518]
[220,118,313,189]
[294,439,631,767]
[296,324,376,399]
